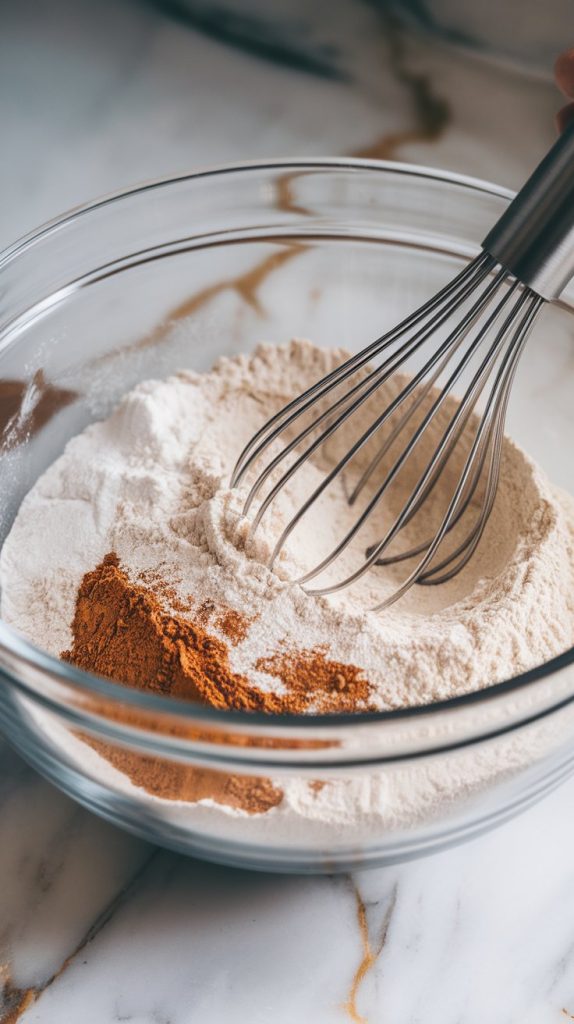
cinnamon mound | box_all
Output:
[62,553,373,814]
[62,553,373,714]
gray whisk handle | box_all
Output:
[483,120,574,300]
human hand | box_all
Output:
[555,49,574,132]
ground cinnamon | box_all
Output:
[62,553,373,813]
[62,553,373,714]
[85,741,283,815]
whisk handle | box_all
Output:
[482,120,574,300]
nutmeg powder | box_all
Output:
[62,553,373,813]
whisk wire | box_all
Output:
[230,122,574,607]
[372,291,544,606]
[396,291,544,583]
[231,252,494,491]
[299,279,525,594]
[267,266,511,574]
[231,245,548,608]
[244,256,497,522]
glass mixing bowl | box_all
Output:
[0,159,573,874]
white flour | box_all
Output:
[2,339,574,836]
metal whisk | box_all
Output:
[232,126,574,609]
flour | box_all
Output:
[3,339,574,704]
[2,339,574,836]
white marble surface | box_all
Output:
[1,1,574,1021]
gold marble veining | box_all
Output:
[352,15,451,162]
[1,963,40,1023]
[343,882,398,1023]
[136,244,302,347]
[90,244,302,372]
[0,851,159,1022]
[275,171,313,217]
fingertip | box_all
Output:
[555,49,574,98]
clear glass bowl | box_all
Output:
[1,159,573,874]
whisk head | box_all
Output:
[231,252,544,610]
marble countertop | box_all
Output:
[2,1,574,1021]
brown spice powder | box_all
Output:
[62,554,372,813]
[62,554,373,715]
[255,649,372,713]
[196,599,254,646]
[84,741,283,815]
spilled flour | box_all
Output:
[2,339,574,841]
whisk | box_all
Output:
[231,126,574,609]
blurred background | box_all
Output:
[0,0,568,249]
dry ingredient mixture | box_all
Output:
[62,553,372,714]
[2,339,574,832]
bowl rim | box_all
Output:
[0,155,515,267]
[1,156,573,734]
